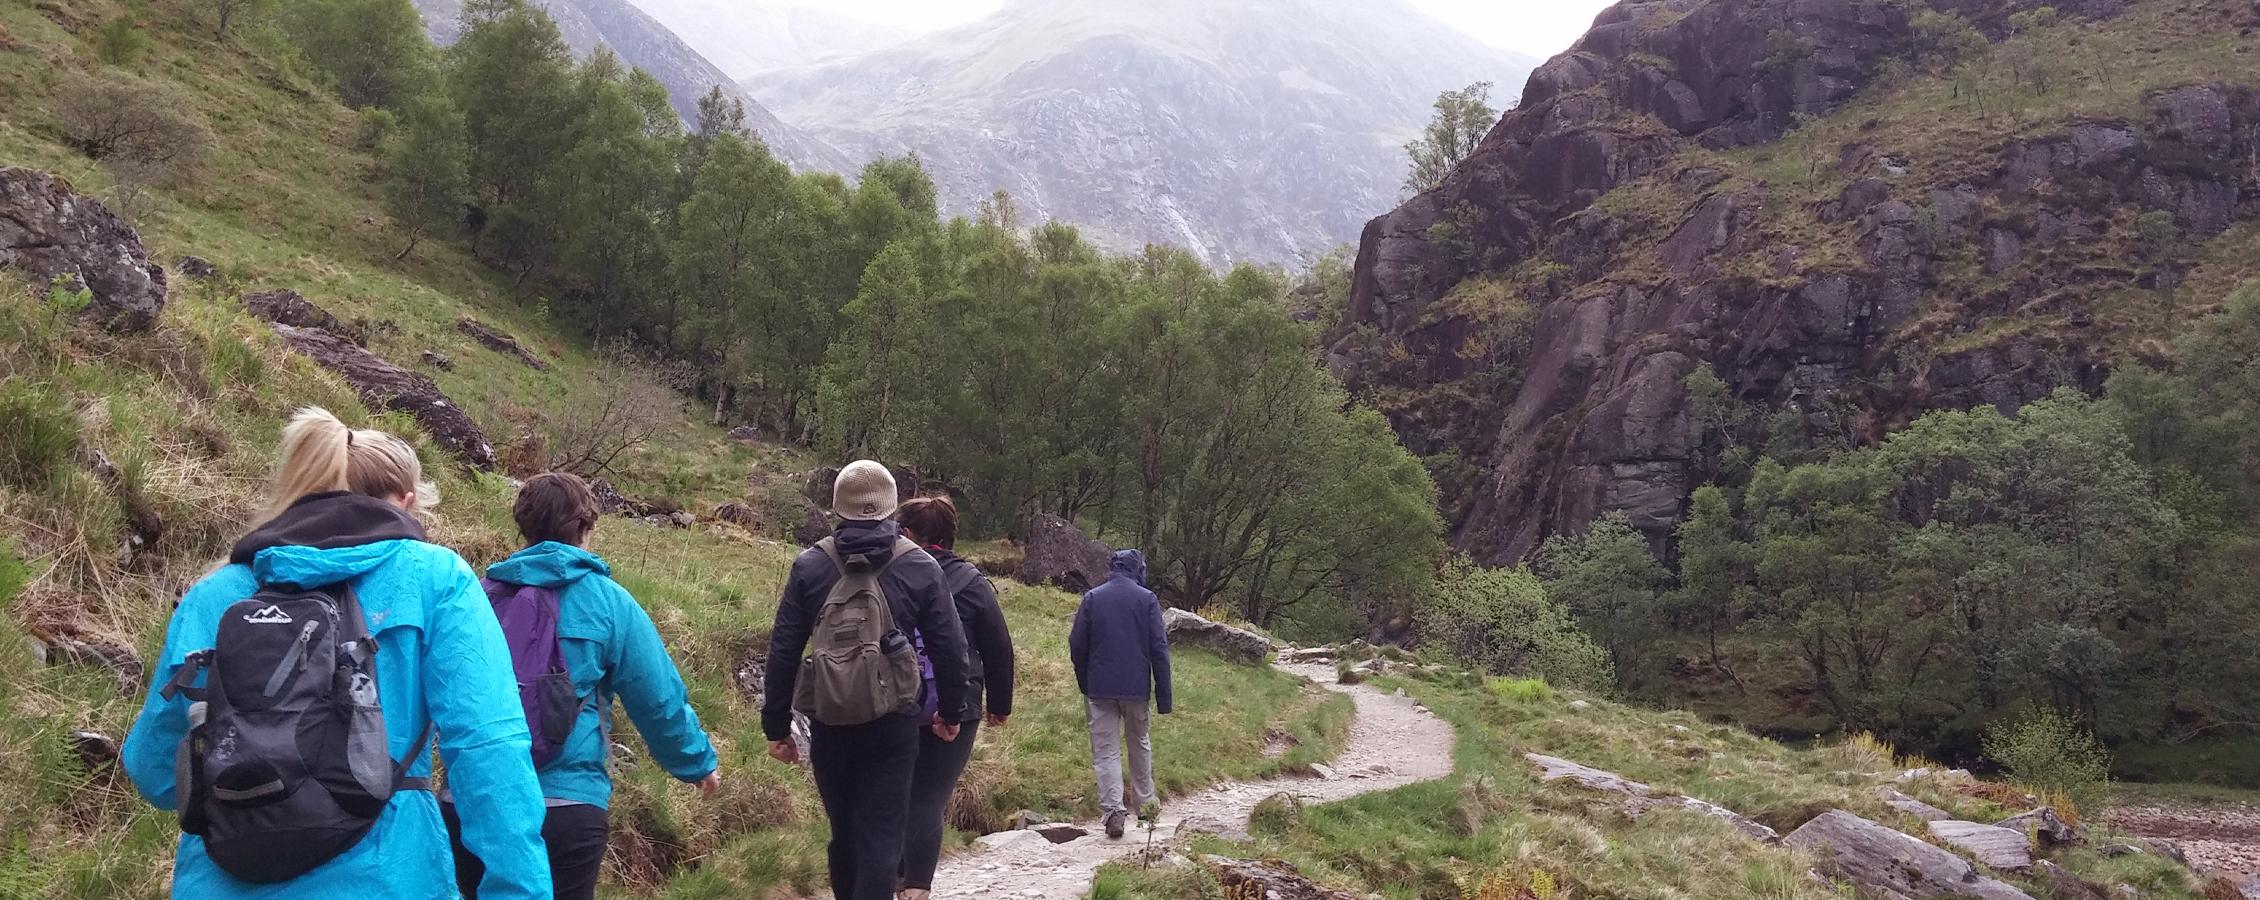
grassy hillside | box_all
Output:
[0,2,1349,896]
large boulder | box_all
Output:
[269,323,497,470]
[1161,608,1271,666]
[1785,810,2035,900]
[0,167,166,331]
[1928,819,2035,872]
[1015,514,1110,592]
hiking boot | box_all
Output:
[1104,810,1128,839]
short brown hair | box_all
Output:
[897,495,959,549]
[515,472,601,546]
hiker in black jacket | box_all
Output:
[764,461,971,900]
[895,496,1015,900]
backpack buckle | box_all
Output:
[161,650,211,702]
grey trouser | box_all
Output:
[1086,697,1155,818]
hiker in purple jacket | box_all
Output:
[442,472,719,900]
[1069,548,1172,838]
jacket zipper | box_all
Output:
[263,620,319,698]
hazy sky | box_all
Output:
[803,0,1618,60]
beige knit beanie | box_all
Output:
[833,460,898,522]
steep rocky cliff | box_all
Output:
[1329,0,2260,562]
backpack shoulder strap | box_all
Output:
[814,537,845,574]
[945,559,980,596]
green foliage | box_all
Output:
[278,0,434,110]
[380,92,469,259]
[1911,10,1989,74]
[1536,514,1667,688]
[0,381,79,489]
[1421,560,1611,690]
[94,15,151,65]
[1404,81,1496,196]
[1486,677,1553,704]
[1984,707,2112,806]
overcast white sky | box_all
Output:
[803,0,1618,60]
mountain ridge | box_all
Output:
[746,0,1537,266]
[410,0,851,171]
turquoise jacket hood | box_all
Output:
[488,542,716,807]
[488,540,609,588]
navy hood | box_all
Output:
[1109,549,1146,586]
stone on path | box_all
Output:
[1928,820,2035,872]
[1031,824,1087,844]
[1785,810,2034,900]
[975,830,1051,853]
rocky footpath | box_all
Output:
[1328,0,2260,560]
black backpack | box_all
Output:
[161,581,429,883]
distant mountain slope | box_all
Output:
[412,0,849,172]
[623,0,911,79]
[746,0,1534,267]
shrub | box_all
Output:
[1983,707,2111,808]
[1487,677,1553,704]
[1420,559,1611,690]
[0,382,79,489]
[94,16,151,65]
[1247,792,1303,836]
[50,71,213,185]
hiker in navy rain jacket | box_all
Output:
[443,472,719,900]
[1069,548,1172,837]
[123,410,550,900]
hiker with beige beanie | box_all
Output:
[761,461,971,900]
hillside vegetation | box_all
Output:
[0,1,1350,896]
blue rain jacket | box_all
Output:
[486,541,717,805]
[1069,550,1174,712]
[123,532,551,899]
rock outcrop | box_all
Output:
[1016,514,1111,592]
[1786,810,2035,900]
[0,167,167,331]
[269,323,498,470]
[1161,608,1272,666]
[1204,857,1359,900]
[244,289,353,339]
[1525,752,1780,843]
[456,317,548,370]
[1928,819,2035,872]
[1329,0,2258,561]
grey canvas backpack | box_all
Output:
[792,536,925,726]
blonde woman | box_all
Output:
[123,408,550,899]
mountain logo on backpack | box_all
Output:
[240,605,293,624]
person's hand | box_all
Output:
[985,713,1008,728]
[934,721,962,743]
[695,770,721,798]
[768,740,800,765]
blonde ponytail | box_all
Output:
[347,428,437,513]
[267,407,352,519]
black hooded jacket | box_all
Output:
[230,491,426,568]
[927,547,1015,721]
[761,520,971,740]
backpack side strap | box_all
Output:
[161,650,212,702]
[394,719,435,792]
